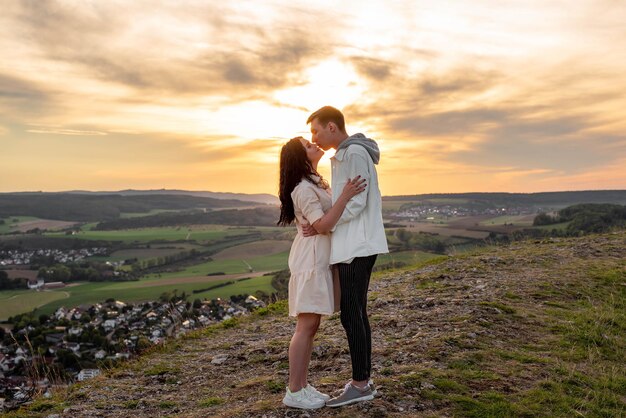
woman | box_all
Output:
[278,136,366,409]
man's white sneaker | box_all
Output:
[305,384,330,401]
[283,387,326,409]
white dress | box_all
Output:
[288,178,334,317]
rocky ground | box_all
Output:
[4,232,625,417]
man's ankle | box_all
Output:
[351,379,368,389]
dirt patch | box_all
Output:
[12,219,77,232]
[4,269,38,280]
[212,240,292,260]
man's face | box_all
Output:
[310,118,334,151]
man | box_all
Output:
[306,106,389,407]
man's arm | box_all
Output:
[301,175,366,236]
[333,151,370,228]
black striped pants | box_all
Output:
[337,254,377,381]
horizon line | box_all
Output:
[1,188,625,197]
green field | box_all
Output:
[191,275,275,300]
[0,290,70,320]
[119,209,183,218]
[533,221,571,231]
[0,273,278,319]
[94,245,205,262]
[45,226,254,243]
[0,249,446,319]
[479,215,534,226]
[0,216,40,234]
[146,251,290,279]
[0,222,451,320]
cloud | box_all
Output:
[389,108,508,136]
[2,0,625,193]
[9,1,335,101]
[344,55,626,180]
[350,57,393,81]
[0,73,52,116]
[26,127,108,136]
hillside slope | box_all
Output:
[7,232,625,417]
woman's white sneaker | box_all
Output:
[305,384,331,401]
[283,387,326,409]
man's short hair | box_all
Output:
[307,106,346,133]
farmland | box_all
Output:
[0,213,484,320]
[479,214,535,226]
[4,190,621,322]
[0,226,442,319]
[12,219,77,233]
[211,240,292,260]
[0,273,276,320]
[0,290,70,320]
[44,225,259,243]
[144,250,290,278]
[0,230,292,319]
[0,206,526,321]
[396,220,491,239]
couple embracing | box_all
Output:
[277,106,388,409]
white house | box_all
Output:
[0,353,10,372]
[27,278,44,289]
[103,319,117,331]
[68,327,83,337]
[55,308,67,321]
[67,342,81,352]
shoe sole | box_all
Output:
[326,394,374,408]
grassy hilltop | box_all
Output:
[3,232,625,418]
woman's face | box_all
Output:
[299,137,324,164]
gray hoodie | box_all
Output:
[337,133,380,164]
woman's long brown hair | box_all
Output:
[277,137,328,226]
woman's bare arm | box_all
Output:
[311,176,366,234]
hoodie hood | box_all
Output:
[336,133,380,164]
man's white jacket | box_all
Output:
[330,139,389,265]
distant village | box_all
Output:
[390,204,540,221]
[0,294,265,410]
[0,248,109,267]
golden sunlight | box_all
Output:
[274,59,366,114]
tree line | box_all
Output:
[533,203,626,234]
[0,270,28,290]
[0,193,256,222]
[391,229,448,253]
[93,206,280,230]
[384,190,626,206]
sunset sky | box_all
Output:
[1,0,625,196]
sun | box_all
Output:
[274,59,366,113]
